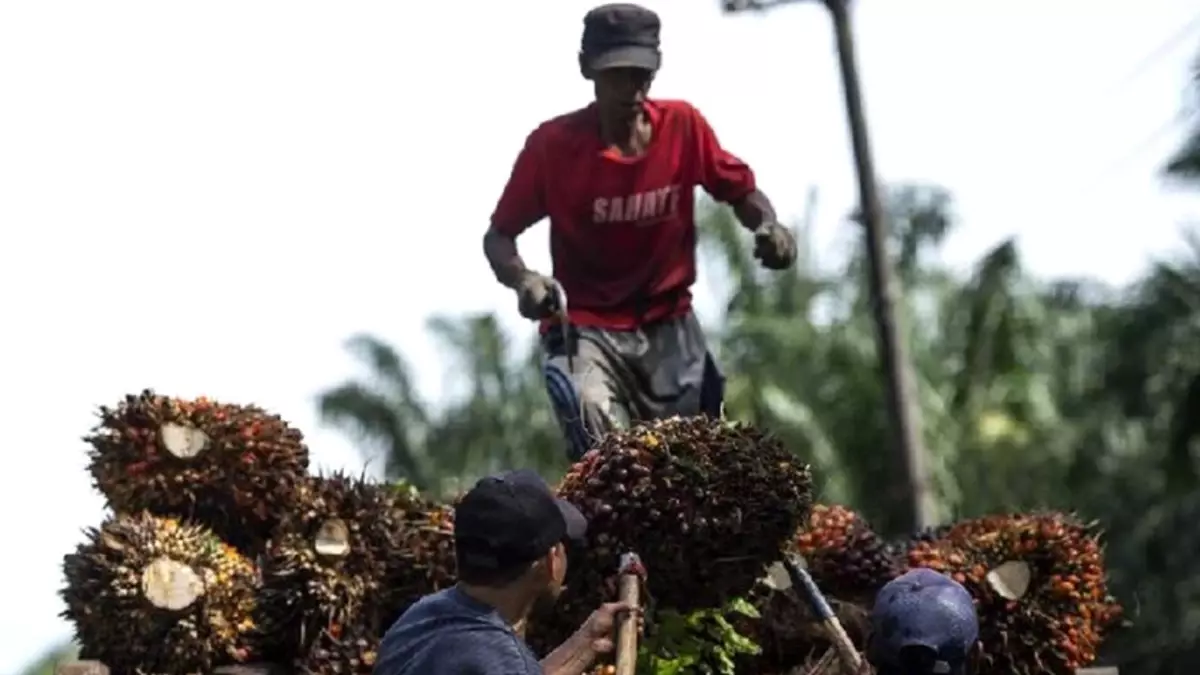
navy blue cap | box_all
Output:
[581,4,662,72]
[454,469,588,574]
[869,568,979,674]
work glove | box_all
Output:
[754,222,797,270]
[515,272,559,321]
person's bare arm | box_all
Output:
[483,227,534,290]
[488,128,547,289]
[539,632,596,675]
[731,188,779,232]
[539,601,637,675]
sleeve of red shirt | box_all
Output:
[688,103,757,204]
[490,128,548,238]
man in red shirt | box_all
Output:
[484,2,796,461]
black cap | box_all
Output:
[581,3,662,72]
[454,469,588,575]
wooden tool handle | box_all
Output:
[783,558,862,672]
[614,573,641,675]
[823,619,863,672]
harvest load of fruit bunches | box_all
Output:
[61,390,1125,675]
[593,503,1125,675]
[63,390,457,674]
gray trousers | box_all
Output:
[541,311,725,461]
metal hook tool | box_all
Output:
[547,279,574,375]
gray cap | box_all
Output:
[580,3,662,71]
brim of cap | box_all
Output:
[880,641,962,674]
[554,498,588,542]
[588,45,660,72]
[875,663,961,675]
[870,638,937,666]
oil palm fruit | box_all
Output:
[888,522,955,559]
[530,416,813,652]
[85,390,309,555]
[60,512,258,674]
[793,504,901,605]
[380,484,457,627]
[295,621,380,675]
[255,473,404,667]
[905,512,1123,675]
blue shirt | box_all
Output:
[374,587,543,675]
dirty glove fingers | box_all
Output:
[752,229,769,254]
[539,293,560,318]
[517,289,544,320]
[752,231,773,262]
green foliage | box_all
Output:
[389,477,423,502]
[637,597,762,675]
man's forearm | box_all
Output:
[483,228,531,289]
[539,632,596,675]
[731,188,778,231]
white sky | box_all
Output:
[1,0,1197,670]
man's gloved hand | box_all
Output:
[515,272,559,320]
[753,222,797,270]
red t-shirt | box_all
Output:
[490,99,757,331]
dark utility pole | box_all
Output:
[721,0,935,531]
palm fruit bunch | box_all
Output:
[256,472,406,671]
[530,416,813,652]
[793,504,901,605]
[379,483,457,627]
[60,512,259,674]
[296,623,380,675]
[904,512,1124,675]
[84,389,310,555]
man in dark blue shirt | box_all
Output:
[867,568,980,675]
[375,469,634,674]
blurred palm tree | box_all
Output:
[1166,49,1200,182]
[418,313,566,495]
[1085,234,1200,674]
[697,185,1099,533]
[318,334,433,489]
[318,316,564,498]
